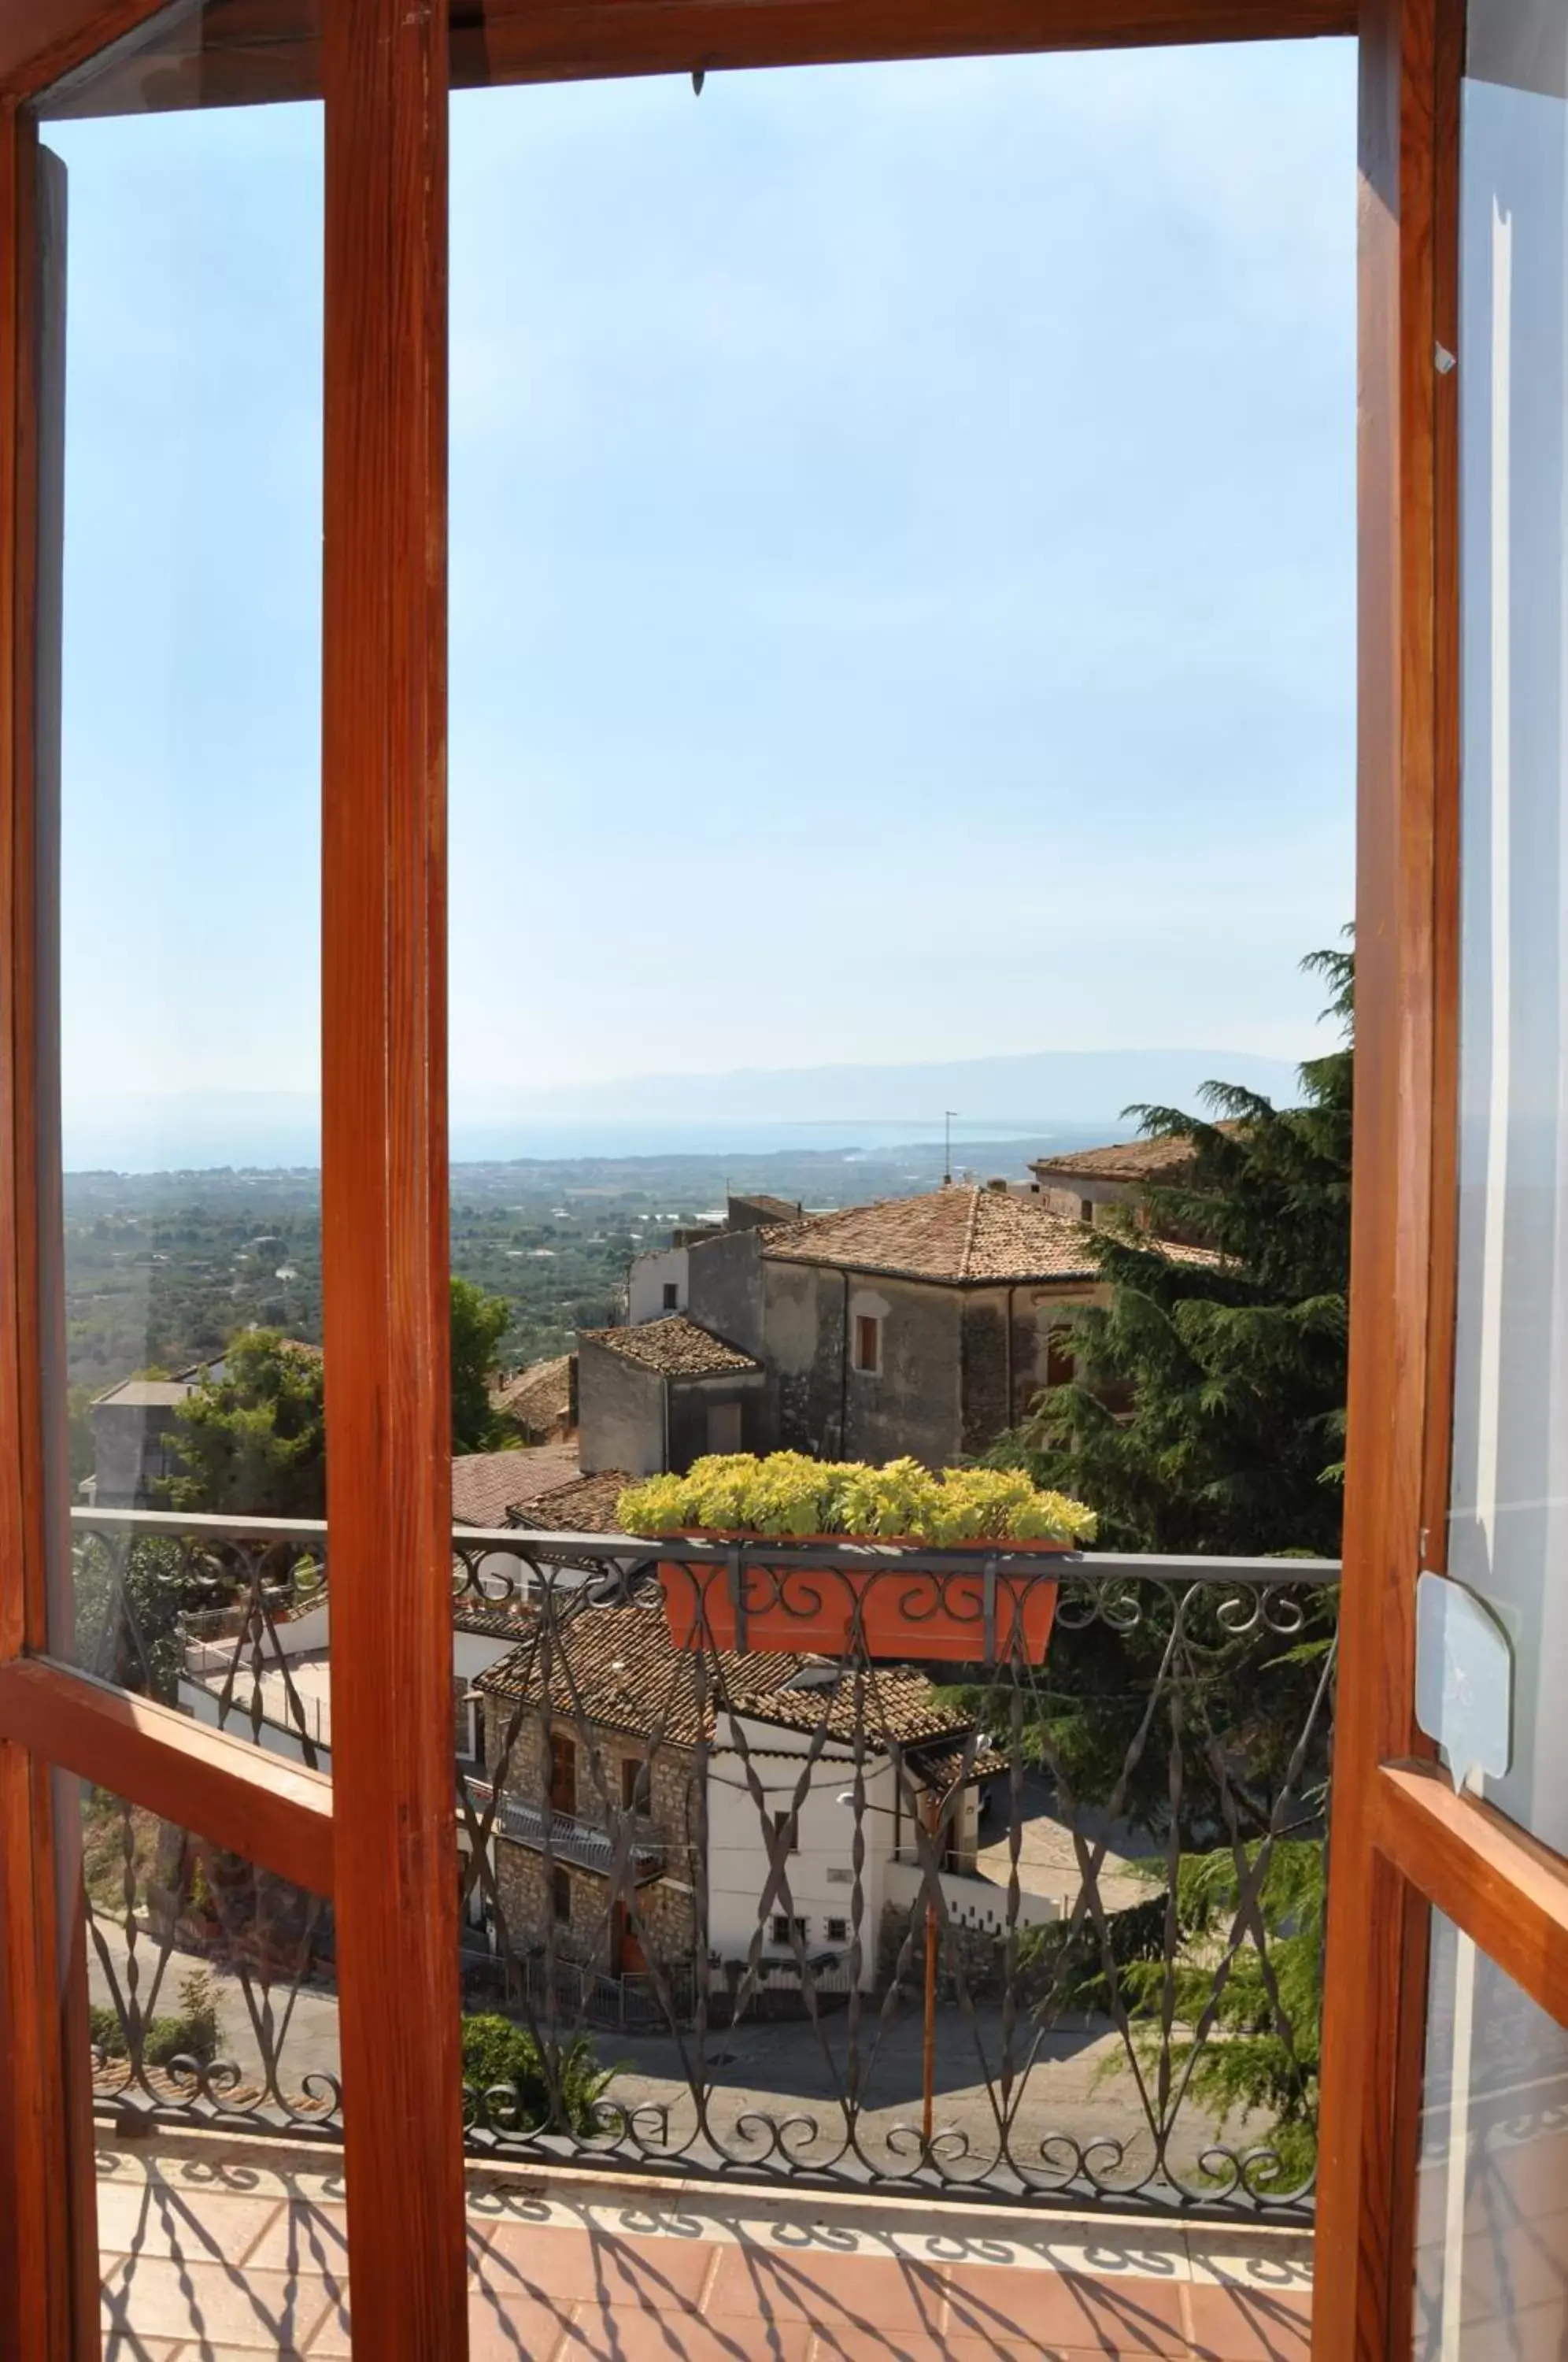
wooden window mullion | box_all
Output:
[0,92,98,2362]
[321,0,465,2353]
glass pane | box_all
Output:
[447,1535,1333,2224]
[444,40,1351,2241]
[1445,0,1568,1848]
[32,2,327,1764]
[1413,1910,1568,2361]
[78,1777,345,2357]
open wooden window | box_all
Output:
[9,1,1565,2360]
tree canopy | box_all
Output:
[164,1275,516,1512]
[164,1330,327,1518]
[970,944,1352,2190]
[1011,942,1352,1560]
[450,1276,512,1453]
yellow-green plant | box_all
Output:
[619,1455,1095,1546]
[834,1457,940,1537]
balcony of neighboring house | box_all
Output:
[461,1778,668,1885]
[72,1503,1332,2360]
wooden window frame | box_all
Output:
[0,2,1546,2360]
[622,1752,650,1815]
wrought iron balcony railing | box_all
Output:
[68,1505,1338,2222]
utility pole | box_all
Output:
[943,1111,956,1187]
[923,1784,941,2148]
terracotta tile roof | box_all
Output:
[450,1439,582,1529]
[452,1600,534,1640]
[475,1596,982,1768]
[909,1737,1010,1790]
[761,1186,1102,1286]
[1030,1122,1246,1185]
[509,1469,633,1536]
[491,1353,574,1437]
[729,1668,991,1757]
[729,1192,803,1225]
[578,1315,762,1379]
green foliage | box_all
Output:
[1004,944,1352,1561]
[91,1970,222,2070]
[1018,1891,1170,2008]
[164,1330,327,1518]
[450,1276,513,1453]
[158,1280,512,1510]
[951,1608,1337,1854]
[619,1453,1096,1545]
[460,2013,612,2134]
[67,1383,98,1490]
[73,1535,198,1705]
[1110,1836,1326,2190]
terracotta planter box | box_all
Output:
[656,1534,1070,1663]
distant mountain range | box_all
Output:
[63,1045,1304,1173]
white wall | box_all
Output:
[883,1857,1061,1935]
[177,1620,521,1776]
[704,1712,901,1988]
[629,1246,688,1324]
[179,1676,324,1770]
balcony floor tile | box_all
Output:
[100,2254,335,2350]
[1183,2284,1312,2362]
[96,2140,1314,2361]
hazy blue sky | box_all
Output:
[46,38,1356,1130]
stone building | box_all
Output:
[1026,1124,1244,1235]
[575,1314,767,1476]
[87,1370,202,1506]
[627,1193,802,1325]
[489,1352,577,1445]
[740,1186,1114,1465]
[585,1181,1217,1478]
[472,1592,1008,2001]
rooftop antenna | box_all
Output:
[943,1111,957,1187]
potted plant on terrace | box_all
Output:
[618,1453,1095,1664]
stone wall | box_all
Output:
[486,1709,700,1975]
[577,1338,664,1475]
[762,1261,966,1467]
[686,1228,767,1361]
[666,1372,769,1471]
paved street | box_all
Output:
[86,1914,343,2097]
[89,1915,1260,2196]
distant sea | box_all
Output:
[60,1109,1116,1176]
[63,1044,1307,1174]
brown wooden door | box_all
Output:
[1315,0,1568,2354]
[611,1904,646,1979]
[549,1731,577,1817]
